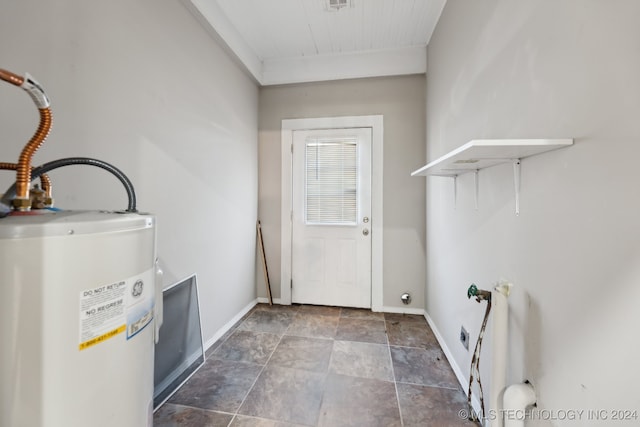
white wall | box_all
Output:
[258,75,426,310]
[426,0,640,425]
[0,0,259,345]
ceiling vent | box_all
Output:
[326,0,353,11]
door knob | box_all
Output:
[362,228,369,236]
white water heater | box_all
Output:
[0,210,160,427]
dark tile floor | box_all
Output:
[154,304,479,427]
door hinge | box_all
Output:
[291,143,293,153]
[290,279,293,289]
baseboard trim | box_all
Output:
[379,305,426,315]
[423,311,485,426]
[255,300,423,315]
[203,299,258,352]
[256,297,285,305]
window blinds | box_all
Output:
[305,138,358,225]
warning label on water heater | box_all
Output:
[79,269,154,351]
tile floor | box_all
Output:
[154,303,480,427]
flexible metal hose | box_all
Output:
[15,108,52,203]
[0,162,52,199]
[1,157,137,212]
[0,68,53,208]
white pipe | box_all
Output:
[503,382,536,427]
[490,282,512,427]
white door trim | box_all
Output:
[281,115,383,311]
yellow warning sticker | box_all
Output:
[79,280,127,351]
[79,324,126,351]
[79,268,154,351]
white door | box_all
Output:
[291,128,372,308]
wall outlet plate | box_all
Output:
[460,326,469,350]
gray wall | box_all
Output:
[426,0,640,423]
[0,0,259,346]
[258,75,426,310]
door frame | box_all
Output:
[280,115,383,311]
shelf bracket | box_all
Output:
[513,159,521,215]
[474,170,479,210]
[453,175,458,209]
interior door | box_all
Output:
[291,128,372,308]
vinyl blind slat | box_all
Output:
[305,139,358,225]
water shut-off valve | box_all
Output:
[467,283,491,303]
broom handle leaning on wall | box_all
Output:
[257,220,273,305]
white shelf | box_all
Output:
[412,139,573,214]
[411,139,573,177]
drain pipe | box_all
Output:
[503,382,536,427]
[490,281,512,427]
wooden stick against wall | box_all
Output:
[257,220,273,305]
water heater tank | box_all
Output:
[0,210,159,427]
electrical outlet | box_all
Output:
[460,326,469,350]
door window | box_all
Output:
[305,138,358,225]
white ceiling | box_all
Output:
[187,0,447,85]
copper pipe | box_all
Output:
[0,69,52,209]
[38,170,52,199]
[14,107,52,206]
[0,68,24,86]
[0,162,52,199]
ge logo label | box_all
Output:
[132,280,144,297]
